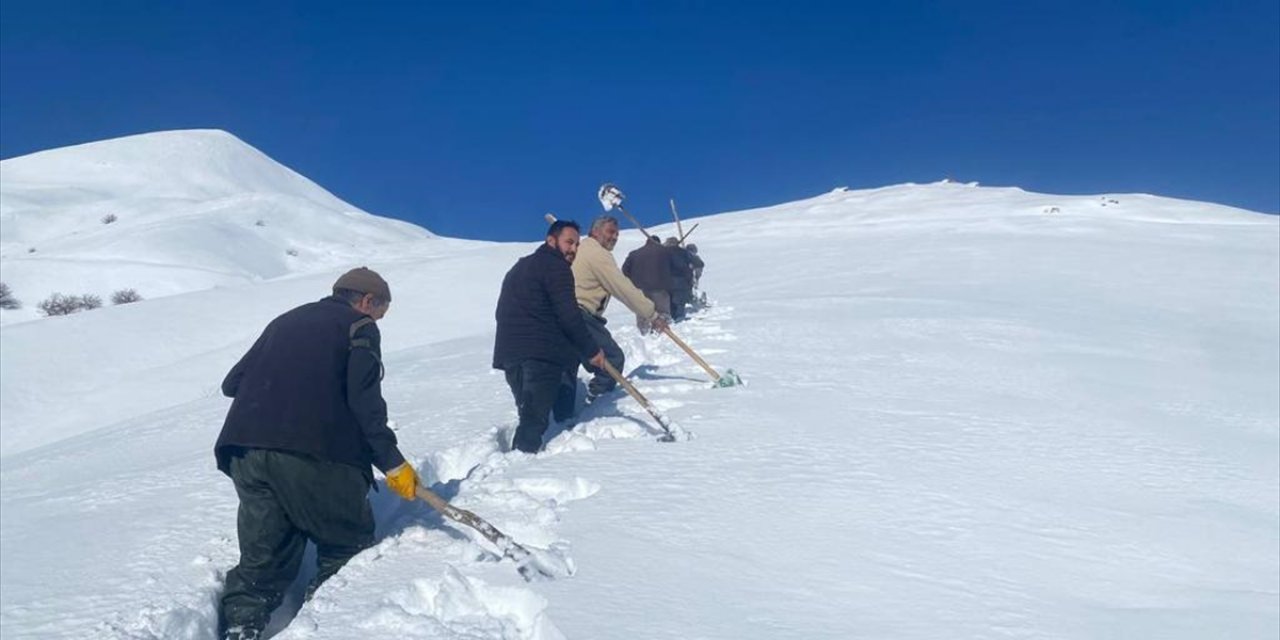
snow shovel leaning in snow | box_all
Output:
[414,484,572,581]
[600,360,682,442]
[661,327,743,388]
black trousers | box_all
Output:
[580,309,625,396]
[504,359,577,453]
[221,449,374,632]
[670,283,692,321]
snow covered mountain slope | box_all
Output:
[0,130,434,325]
[1,180,1276,640]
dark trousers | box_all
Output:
[504,359,576,453]
[670,282,692,321]
[581,309,625,396]
[221,449,375,632]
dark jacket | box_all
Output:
[493,243,599,370]
[669,246,696,290]
[622,240,674,291]
[214,296,405,478]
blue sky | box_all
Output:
[2,1,1277,239]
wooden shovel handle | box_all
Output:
[415,484,453,513]
[601,355,677,440]
[670,198,685,241]
[600,359,653,408]
[615,204,652,238]
[661,327,722,383]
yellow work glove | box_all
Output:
[384,462,419,500]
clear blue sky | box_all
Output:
[3,1,1277,239]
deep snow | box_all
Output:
[1,132,1277,639]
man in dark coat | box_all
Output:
[685,243,707,310]
[665,237,696,321]
[622,234,674,333]
[214,267,419,640]
[494,220,605,453]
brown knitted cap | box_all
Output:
[333,267,391,301]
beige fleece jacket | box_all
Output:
[573,236,657,320]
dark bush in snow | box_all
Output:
[37,293,103,316]
[101,213,118,224]
[255,219,267,227]
[286,248,299,257]
[111,289,144,305]
[39,294,82,316]
[0,282,21,310]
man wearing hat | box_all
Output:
[214,267,418,640]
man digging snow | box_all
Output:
[573,215,670,401]
[493,219,607,453]
[213,267,419,640]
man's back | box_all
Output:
[623,242,674,291]
[669,245,694,284]
[216,297,372,472]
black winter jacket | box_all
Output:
[669,246,696,289]
[214,296,404,478]
[493,244,599,369]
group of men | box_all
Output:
[494,216,708,454]
[211,217,707,639]
[622,235,704,325]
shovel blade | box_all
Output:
[509,541,576,582]
[714,369,744,388]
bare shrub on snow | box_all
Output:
[111,289,144,305]
[37,293,103,316]
[0,282,21,310]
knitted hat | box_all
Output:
[333,267,391,301]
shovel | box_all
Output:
[414,484,573,581]
[598,183,654,238]
[661,326,743,388]
[600,360,682,442]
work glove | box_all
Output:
[384,462,419,501]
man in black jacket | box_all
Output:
[665,237,696,321]
[493,220,605,453]
[214,267,418,640]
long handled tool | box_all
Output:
[600,360,681,442]
[677,223,700,244]
[598,183,654,238]
[414,484,571,581]
[661,326,743,388]
[670,198,685,242]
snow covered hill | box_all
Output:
[0,129,435,325]
[0,168,1277,639]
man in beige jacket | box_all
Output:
[573,216,670,400]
